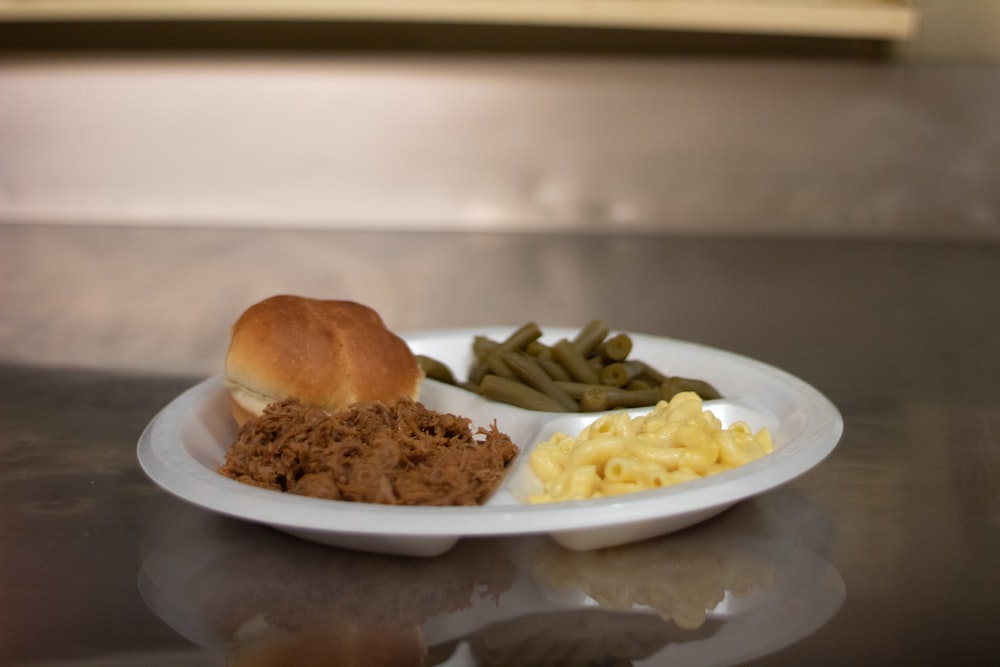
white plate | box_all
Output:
[137,327,843,557]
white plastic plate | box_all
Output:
[137,327,843,556]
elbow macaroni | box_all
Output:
[528,391,773,503]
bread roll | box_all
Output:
[224,295,423,426]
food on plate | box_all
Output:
[218,396,519,506]
[414,354,457,385]
[528,392,772,503]
[224,295,424,427]
[417,320,721,413]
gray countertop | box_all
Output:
[2,224,998,665]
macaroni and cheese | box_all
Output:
[528,392,772,503]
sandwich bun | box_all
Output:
[224,295,423,426]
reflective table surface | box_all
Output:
[2,224,999,665]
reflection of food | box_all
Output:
[224,295,424,427]
[459,609,720,667]
[186,535,518,666]
[419,320,721,412]
[229,618,423,667]
[140,495,844,667]
[219,397,518,505]
[532,532,775,630]
[529,392,773,503]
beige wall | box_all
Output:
[901,0,1000,61]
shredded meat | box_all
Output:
[219,397,519,506]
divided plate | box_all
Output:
[137,327,843,556]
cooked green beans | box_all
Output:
[571,319,610,356]
[537,357,572,382]
[469,322,542,385]
[479,374,572,412]
[552,339,602,385]
[598,332,633,362]
[662,376,723,401]
[557,382,673,409]
[416,355,456,385]
[600,361,645,387]
[580,384,609,412]
[472,335,499,360]
[418,321,722,412]
[502,351,579,411]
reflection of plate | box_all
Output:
[137,328,842,556]
[137,497,845,667]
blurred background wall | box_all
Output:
[899,0,999,61]
[1,0,998,240]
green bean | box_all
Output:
[499,321,544,351]
[485,351,517,380]
[662,376,722,401]
[603,386,670,408]
[461,321,723,411]
[525,340,552,359]
[597,333,633,362]
[479,374,571,412]
[537,357,572,382]
[634,360,667,385]
[552,339,602,385]
[558,382,668,411]
[600,361,645,387]
[571,319,610,356]
[634,360,721,400]
[580,385,609,412]
[469,355,492,385]
[502,351,579,411]
[553,381,594,400]
[472,335,499,360]
[416,355,456,385]
[470,322,542,383]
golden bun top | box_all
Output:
[224,295,423,426]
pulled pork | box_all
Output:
[219,397,519,506]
